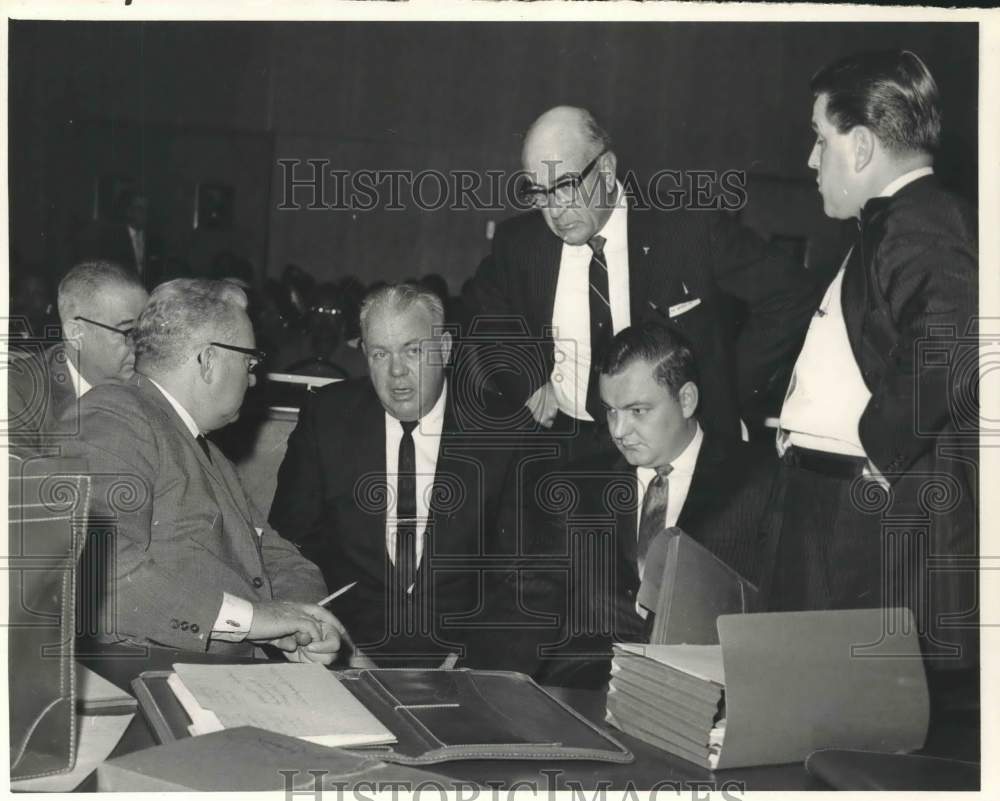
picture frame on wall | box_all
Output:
[194,182,235,230]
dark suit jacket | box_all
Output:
[269,378,519,666]
[75,222,161,287]
[522,432,779,688]
[767,175,978,666]
[463,206,819,439]
[7,345,80,453]
[64,377,327,655]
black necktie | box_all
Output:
[396,419,419,593]
[196,434,212,464]
[637,466,672,578]
[586,234,613,422]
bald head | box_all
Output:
[522,106,610,169]
[520,106,617,246]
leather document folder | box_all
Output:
[97,726,472,792]
[8,456,92,781]
[132,667,633,764]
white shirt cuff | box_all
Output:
[211,593,254,642]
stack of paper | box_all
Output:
[167,663,396,748]
[605,643,727,769]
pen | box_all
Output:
[317,581,357,608]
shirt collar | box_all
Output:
[148,377,201,438]
[667,423,703,477]
[64,354,92,399]
[595,182,628,252]
[878,166,933,198]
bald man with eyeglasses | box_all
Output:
[464,105,819,463]
[7,260,147,453]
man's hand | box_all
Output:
[247,600,344,662]
[525,382,558,428]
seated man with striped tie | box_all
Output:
[270,282,520,668]
[525,321,778,689]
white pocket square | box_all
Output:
[669,298,702,318]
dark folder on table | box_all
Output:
[637,528,758,645]
[132,667,633,765]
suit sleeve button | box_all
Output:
[191,624,200,634]
[180,621,189,631]
[170,618,179,629]
[252,577,264,588]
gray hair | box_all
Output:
[56,260,144,323]
[134,278,248,372]
[359,282,445,342]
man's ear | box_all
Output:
[438,330,453,367]
[62,319,83,352]
[678,381,699,419]
[853,126,876,173]
[601,150,618,192]
[196,345,215,382]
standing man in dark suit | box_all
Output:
[76,191,160,287]
[270,283,519,668]
[463,106,818,460]
[66,279,347,661]
[764,51,978,682]
[524,321,777,688]
[7,261,147,453]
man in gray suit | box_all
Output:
[68,279,346,661]
[7,261,147,453]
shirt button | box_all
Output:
[252,577,264,588]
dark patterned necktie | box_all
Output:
[196,434,212,464]
[637,466,673,578]
[586,235,613,422]
[396,419,419,592]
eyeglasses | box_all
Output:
[518,149,608,209]
[74,316,134,339]
[208,341,267,373]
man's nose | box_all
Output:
[389,354,408,377]
[807,144,820,171]
[609,412,629,440]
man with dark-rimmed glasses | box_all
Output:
[7,259,147,452]
[66,278,352,663]
[464,105,819,467]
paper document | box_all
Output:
[171,662,396,747]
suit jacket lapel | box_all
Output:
[136,377,254,532]
[627,208,684,323]
[532,217,563,327]
[677,433,723,534]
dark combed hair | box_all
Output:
[599,320,698,397]
[810,50,941,155]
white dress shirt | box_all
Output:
[550,186,631,421]
[778,167,934,459]
[128,225,145,275]
[384,382,447,573]
[634,424,703,581]
[147,378,254,641]
[65,355,92,398]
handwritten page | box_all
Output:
[172,663,395,747]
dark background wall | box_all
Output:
[9,21,978,291]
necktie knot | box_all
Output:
[588,235,606,256]
[655,464,674,482]
[400,419,419,436]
